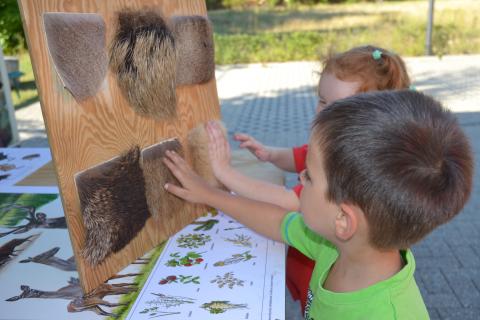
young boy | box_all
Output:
[209,45,412,310]
[163,90,473,319]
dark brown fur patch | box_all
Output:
[43,13,107,101]
[141,138,185,219]
[75,146,150,266]
[187,121,226,189]
[109,9,177,119]
[171,15,215,86]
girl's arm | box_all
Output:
[207,122,300,211]
[163,150,286,242]
[234,133,296,172]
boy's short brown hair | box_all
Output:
[312,90,473,249]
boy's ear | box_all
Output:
[334,203,359,242]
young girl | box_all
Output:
[208,45,412,312]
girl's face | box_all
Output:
[316,72,361,113]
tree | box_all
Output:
[0,0,26,53]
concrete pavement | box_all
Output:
[14,54,480,319]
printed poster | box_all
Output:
[0,189,144,319]
[0,148,52,186]
[127,212,285,320]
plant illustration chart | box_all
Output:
[127,212,286,319]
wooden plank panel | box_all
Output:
[18,0,220,293]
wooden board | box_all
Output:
[18,0,220,293]
[231,149,285,186]
[15,151,285,190]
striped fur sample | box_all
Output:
[187,121,227,189]
[75,146,150,266]
[171,15,215,86]
[43,12,107,101]
[109,9,177,119]
[141,138,185,219]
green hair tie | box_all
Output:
[372,49,382,60]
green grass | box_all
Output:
[211,0,480,64]
[11,52,38,110]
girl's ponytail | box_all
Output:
[322,45,411,93]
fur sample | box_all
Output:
[75,146,150,266]
[171,15,215,86]
[43,13,107,101]
[109,9,177,119]
[187,121,226,189]
[141,138,185,219]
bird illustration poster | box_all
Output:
[0,148,52,187]
[127,212,285,320]
[0,189,145,319]
[0,190,90,319]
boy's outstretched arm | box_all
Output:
[163,150,286,242]
[206,122,300,212]
[234,133,296,172]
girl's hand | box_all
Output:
[163,150,213,204]
[233,133,271,162]
[206,121,232,180]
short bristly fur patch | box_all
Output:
[75,146,150,266]
[141,138,185,219]
[109,9,177,119]
[187,121,227,189]
[171,15,215,86]
[43,13,107,101]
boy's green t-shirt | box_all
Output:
[281,212,430,320]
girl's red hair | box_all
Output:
[323,45,411,92]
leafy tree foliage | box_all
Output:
[0,0,26,53]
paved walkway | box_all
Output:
[14,54,480,319]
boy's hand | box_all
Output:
[234,133,271,162]
[206,121,232,180]
[163,150,214,204]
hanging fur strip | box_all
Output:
[43,13,107,101]
[187,121,227,189]
[141,138,185,219]
[171,15,215,86]
[75,146,150,266]
[109,9,177,119]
